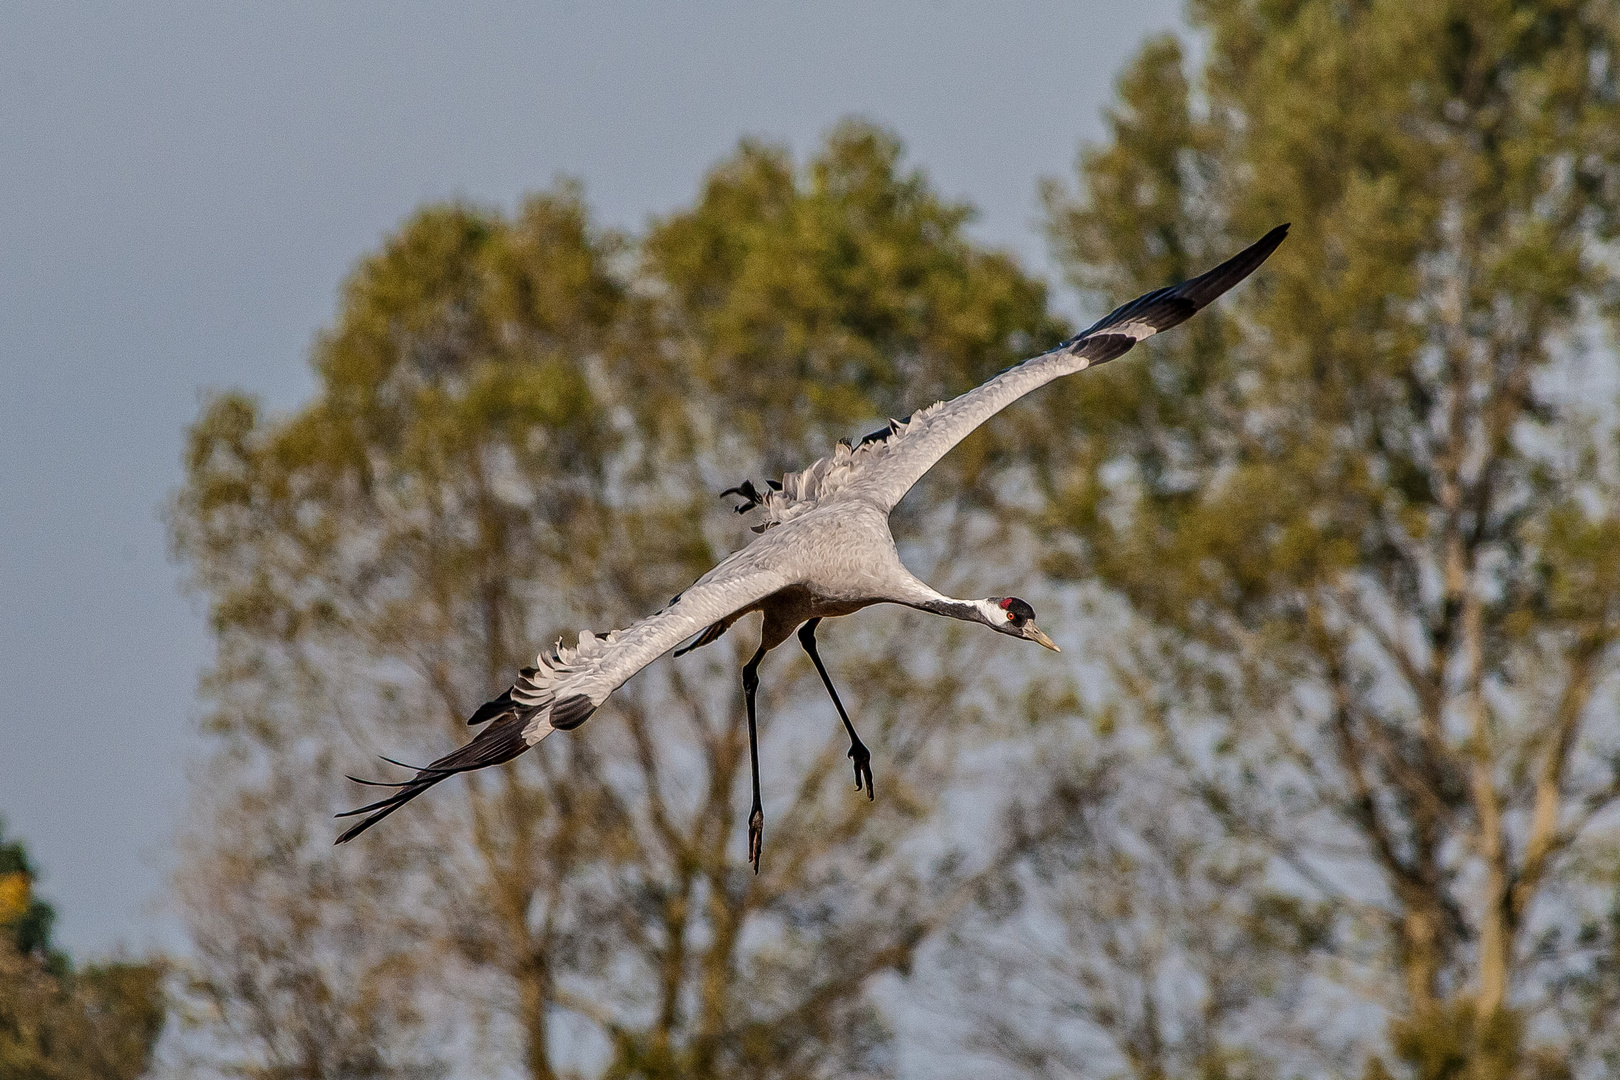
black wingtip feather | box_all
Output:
[1073,333,1142,368]
[1065,224,1289,357]
[1178,223,1289,310]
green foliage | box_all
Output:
[1026,0,1620,1076]
[645,120,1064,468]
[1363,1003,1575,1080]
[179,188,625,661]
[0,822,165,1080]
[0,819,61,975]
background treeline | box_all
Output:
[28,1,1611,1078]
[0,821,165,1079]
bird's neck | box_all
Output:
[923,597,987,622]
[904,590,994,627]
[879,566,995,627]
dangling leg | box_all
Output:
[742,643,767,873]
[797,618,873,800]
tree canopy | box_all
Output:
[974,1,1620,1077]
[0,820,166,1080]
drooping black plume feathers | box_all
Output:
[466,667,540,725]
[379,754,453,774]
[720,480,765,513]
[335,708,536,844]
[345,775,414,789]
[467,691,516,727]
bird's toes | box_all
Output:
[849,743,874,800]
[748,808,764,874]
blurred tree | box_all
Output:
[944,732,1337,1080]
[641,121,1060,490]
[1,819,63,973]
[0,820,166,1080]
[171,122,1063,1079]
[970,2,1620,1077]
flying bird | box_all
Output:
[337,224,1290,867]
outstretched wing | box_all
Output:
[732,225,1288,523]
[336,557,789,842]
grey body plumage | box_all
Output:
[337,225,1289,858]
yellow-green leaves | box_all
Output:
[644,120,1064,475]
[1027,2,1620,1074]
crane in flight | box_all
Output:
[338,224,1289,869]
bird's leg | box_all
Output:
[742,643,767,874]
[797,618,873,800]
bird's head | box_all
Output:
[978,597,1060,651]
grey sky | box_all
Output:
[0,0,1180,955]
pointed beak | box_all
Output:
[1026,624,1061,652]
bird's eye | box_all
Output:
[1006,611,1016,621]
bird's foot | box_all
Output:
[849,741,874,801]
[748,805,764,874]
